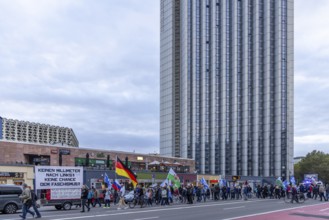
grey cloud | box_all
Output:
[2,0,329,159]
[294,0,329,156]
[0,0,160,153]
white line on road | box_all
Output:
[320,208,329,212]
[221,203,329,220]
[133,217,159,220]
[223,206,245,210]
[50,200,265,220]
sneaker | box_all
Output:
[117,207,122,210]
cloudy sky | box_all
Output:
[0,0,328,157]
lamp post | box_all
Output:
[86,153,90,167]
[125,156,129,168]
[59,152,63,166]
[106,155,110,169]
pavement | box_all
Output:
[0,198,328,220]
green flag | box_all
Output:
[167,168,180,188]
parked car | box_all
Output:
[0,184,23,214]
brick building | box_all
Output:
[0,140,196,186]
[0,140,195,174]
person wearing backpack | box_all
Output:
[30,187,41,218]
[19,183,35,220]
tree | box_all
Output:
[294,150,329,183]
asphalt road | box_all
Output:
[0,198,327,220]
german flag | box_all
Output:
[115,157,138,187]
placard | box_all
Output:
[51,188,81,200]
[35,166,83,190]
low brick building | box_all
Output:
[0,140,195,177]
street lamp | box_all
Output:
[59,152,63,166]
[86,153,90,167]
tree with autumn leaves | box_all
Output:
[294,150,329,183]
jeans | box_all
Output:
[21,203,35,219]
[202,194,207,202]
[104,199,111,207]
[291,194,298,203]
[81,199,89,211]
[93,198,102,207]
[161,198,169,205]
[31,202,41,218]
[319,192,326,201]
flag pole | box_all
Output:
[115,155,117,182]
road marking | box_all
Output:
[221,203,329,220]
[320,208,329,212]
[223,206,245,210]
[133,217,159,220]
[1,210,95,220]
[50,200,266,220]
[0,199,276,220]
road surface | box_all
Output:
[1,198,328,220]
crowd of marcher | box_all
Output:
[80,183,128,211]
[78,180,329,212]
[17,180,329,219]
[120,181,329,207]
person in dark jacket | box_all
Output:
[29,187,41,218]
[186,184,193,204]
[290,185,299,203]
[81,185,90,212]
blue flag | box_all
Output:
[200,177,209,189]
[290,176,296,186]
[283,180,289,190]
[219,179,227,187]
[104,173,112,189]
